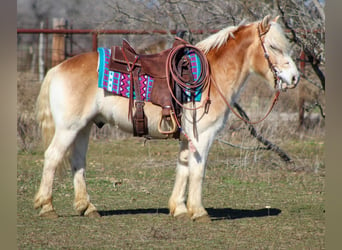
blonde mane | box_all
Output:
[196,20,247,54]
[196,19,289,55]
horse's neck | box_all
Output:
[207,28,255,103]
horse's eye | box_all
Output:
[270,45,282,54]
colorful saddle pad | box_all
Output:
[97,47,203,102]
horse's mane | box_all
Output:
[196,20,247,54]
[196,19,289,55]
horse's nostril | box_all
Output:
[292,75,299,85]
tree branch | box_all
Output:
[304,102,326,119]
[232,102,293,163]
[312,0,325,21]
[217,139,269,151]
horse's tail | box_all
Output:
[36,67,55,150]
[36,67,70,177]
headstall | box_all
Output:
[257,23,283,90]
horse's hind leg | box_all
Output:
[34,128,78,218]
[168,140,190,218]
[71,124,100,217]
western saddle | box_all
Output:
[108,36,208,138]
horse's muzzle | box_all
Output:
[277,73,300,91]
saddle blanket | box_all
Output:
[97,47,202,102]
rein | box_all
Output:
[211,77,280,125]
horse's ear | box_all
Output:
[272,15,280,23]
[260,15,272,33]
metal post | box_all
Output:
[92,33,98,51]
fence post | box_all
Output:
[51,18,66,67]
[38,21,45,81]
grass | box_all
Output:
[17,132,325,249]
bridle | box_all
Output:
[257,23,283,90]
[210,22,281,125]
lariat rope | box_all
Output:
[165,37,211,112]
[165,37,210,146]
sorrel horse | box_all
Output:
[34,15,300,221]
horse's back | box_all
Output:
[57,51,98,79]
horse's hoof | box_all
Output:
[85,211,101,218]
[39,210,58,219]
[192,214,211,223]
[174,212,190,221]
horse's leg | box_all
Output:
[187,131,215,222]
[168,140,190,218]
[34,128,78,218]
[71,124,100,217]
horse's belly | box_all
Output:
[97,94,169,139]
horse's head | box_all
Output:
[254,15,300,91]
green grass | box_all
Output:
[17,136,325,249]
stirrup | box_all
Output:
[158,111,177,134]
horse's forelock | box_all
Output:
[265,22,289,53]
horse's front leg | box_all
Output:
[187,132,215,222]
[168,140,190,218]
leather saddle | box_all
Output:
[108,37,194,137]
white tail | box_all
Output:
[36,67,55,149]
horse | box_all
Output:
[34,15,300,221]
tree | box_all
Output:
[276,0,325,123]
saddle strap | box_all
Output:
[133,101,148,136]
[132,68,148,136]
[121,47,139,121]
[120,46,148,137]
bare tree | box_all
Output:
[276,0,325,125]
[105,0,275,43]
[277,0,325,88]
